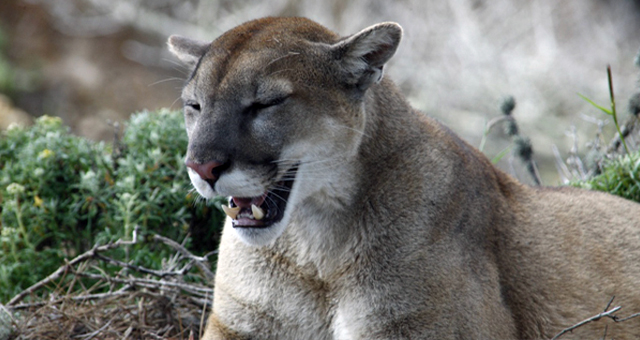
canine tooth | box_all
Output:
[251,204,265,220]
[222,205,240,219]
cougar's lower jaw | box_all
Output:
[222,164,298,231]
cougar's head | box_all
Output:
[168,17,401,246]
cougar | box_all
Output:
[168,17,640,339]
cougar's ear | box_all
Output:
[331,22,402,91]
[167,35,210,67]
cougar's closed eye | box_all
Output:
[247,96,288,113]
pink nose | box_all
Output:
[185,160,224,180]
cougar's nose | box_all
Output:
[185,160,227,181]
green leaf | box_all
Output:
[577,93,612,115]
[491,145,513,164]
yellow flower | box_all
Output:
[36,115,63,127]
[38,149,55,159]
[34,195,43,207]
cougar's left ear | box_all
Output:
[331,22,402,91]
[167,35,210,67]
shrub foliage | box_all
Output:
[0,110,225,302]
[573,151,640,203]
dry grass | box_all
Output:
[5,232,214,340]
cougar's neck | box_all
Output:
[357,78,517,239]
[356,79,427,189]
[277,80,417,275]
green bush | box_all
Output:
[0,110,225,302]
[573,150,640,203]
[569,64,640,203]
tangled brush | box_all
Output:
[4,230,215,340]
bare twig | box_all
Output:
[479,115,511,152]
[8,229,216,339]
[604,296,615,311]
[482,96,542,185]
[552,144,573,184]
[75,319,114,340]
[10,288,130,310]
[615,311,640,323]
[8,238,139,306]
[551,297,640,340]
[551,306,621,340]
[93,253,180,278]
[199,291,210,340]
[486,115,512,133]
[600,325,608,340]
[606,117,640,155]
[153,234,216,281]
[73,272,212,298]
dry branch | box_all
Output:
[153,234,216,281]
[551,297,640,340]
[8,237,139,307]
[6,231,215,340]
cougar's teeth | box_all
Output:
[222,205,241,220]
[251,204,265,220]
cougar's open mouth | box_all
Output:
[221,165,298,228]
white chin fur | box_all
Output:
[231,218,288,246]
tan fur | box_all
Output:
[168,17,640,340]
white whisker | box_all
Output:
[270,184,292,192]
[265,52,300,69]
[267,69,295,77]
[171,96,184,109]
[272,156,346,170]
[267,189,289,205]
[331,123,370,138]
[148,77,185,87]
[162,58,190,74]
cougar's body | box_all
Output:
[168,17,640,339]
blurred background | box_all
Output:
[1,0,639,185]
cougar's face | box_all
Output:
[172,17,401,246]
[180,37,365,246]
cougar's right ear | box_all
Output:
[167,35,210,67]
[330,22,402,91]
